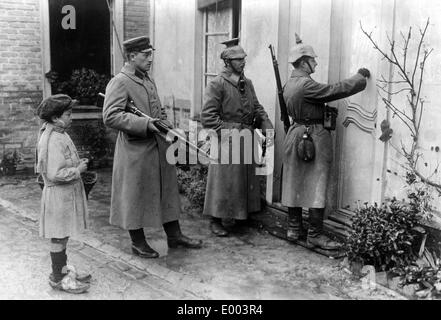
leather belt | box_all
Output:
[294,119,323,125]
[224,120,254,126]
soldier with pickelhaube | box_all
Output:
[281,34,371,250]
[103,36,202,258]
[201,38,274,237]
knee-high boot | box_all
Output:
[306,208,342,250]
[287,207,306,242]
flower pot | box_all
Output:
[4,165,16,176]
[349,260,364,276]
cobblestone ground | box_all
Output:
[0,171,406,300]
[0,206,199,300]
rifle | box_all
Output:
[97,93,216,163]
[268,44,290,133]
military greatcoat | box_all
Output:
[103,63,180,230]
[281,69,367,208]
[201,67,273,220]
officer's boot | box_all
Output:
[164,220,202,249]
[210,217,229,237]
[129,228,159,258]
[306,208,342,251]
[287,207,306,242]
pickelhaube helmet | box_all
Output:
[288,33,317,63]
[220,38,247,60]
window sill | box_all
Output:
[72,105,102,120]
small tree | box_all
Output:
[360,18,440,220]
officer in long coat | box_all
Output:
[281,35,371,250]
[103,36,202,258]
[201,38,274,236]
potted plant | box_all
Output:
[0,150,21,176]
[46,68,110,105]
[69,68,110,105]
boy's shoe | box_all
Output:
[49,265,91,294]
[49,272,91,283]
[49,276,90,294]
[49,274,90,294]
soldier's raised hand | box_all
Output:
[358,68,371,79]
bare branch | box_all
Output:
[417,100,424,133]
[415,49,433,132]
[427,161,440,180]
[411,18,430,88]
[389,142,407,158]
[414,169,441,192]
[377,76,407,84]
[400,27,412,73]
[382,97,414,124]
[389,88,412,95]
[360,22,396,65]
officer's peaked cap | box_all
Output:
[123,36,155,53]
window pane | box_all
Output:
[206,35,229,75]
[206,0,232,33]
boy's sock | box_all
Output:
[50,251,67,282]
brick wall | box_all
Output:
[0,0,152,174]
[0,0,43,172]
[124,0,150,40]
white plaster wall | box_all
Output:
[241,0,280,126]
[152,0,196,115]
[298,0,332,83]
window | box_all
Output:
[48,0,111,78]
[202,0,241,88]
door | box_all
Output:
[327,0,395,231]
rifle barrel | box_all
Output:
[268,45,290,133]
[99,93,216,162]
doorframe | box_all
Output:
[39,0,52,99]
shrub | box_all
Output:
[345,200,422,271]
[176,164,208,213]
[394,249,441,298]
[46,68,110,105]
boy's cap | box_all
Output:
[36,94,77,120]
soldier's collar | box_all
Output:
[121,63,150,83]
[291,69,311,78]
[220,67,244,86]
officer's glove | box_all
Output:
[358,68,371,79]
[147,118,160,133]
[161,119,174,129]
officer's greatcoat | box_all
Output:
[103,64,180,229]
[201,67,273,220]
[281,69,366,208]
